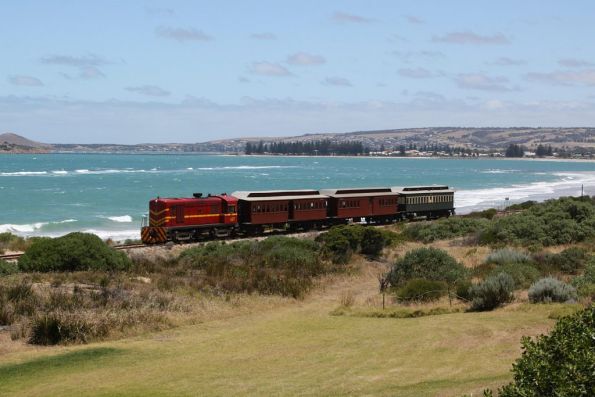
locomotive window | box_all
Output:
[228,205,236,213]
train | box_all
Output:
[140,185,455,244]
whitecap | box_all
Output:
[0,222,48,233]
[104,215,133,223]
[51,170,68,175]
[0,171,48,176]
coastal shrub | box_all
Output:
[505,200,537,211]
[395,278,447,302]
[485,248,532,266]
[0,232,30,252]
[18,232,132,272]
[469,273,515,311]
[317,225,395,263]
[404,217,488,243]
[476,260,541,290]
[465,208,498,220]
[29,312,110,345]
[528,277,577,303]
[386,247,468,287]
[178,236,325,298]
[532,247,590,275]
[572,257,595,298]
[360,227,385,257]
[496,306,595,396]
[455,279,473,301]
[479,197,595,247]
[0,259,19,275]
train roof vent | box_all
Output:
[193,193,203,198]
[335,188,392,194]
[402,186,449,192]
[247,190,320,198]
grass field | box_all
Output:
[0,261,562,397]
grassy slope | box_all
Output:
[0,263,557,397]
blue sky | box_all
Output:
[2,0,595,143]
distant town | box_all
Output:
[2,126,594,159]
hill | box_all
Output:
[0,133,51,153]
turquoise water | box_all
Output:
[2,154,595,240]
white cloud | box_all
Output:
[558,58,595,68]
[455,73,514,91]
[398,68,437,79]
[125,85,171,97]
[405,15,424,24]
[433,31,510,45]
[323,77,352,87]
[490,57,526,66]
[332,11,374,24]
[525,69,595,86]
[248,62,292,77]
[287,52,326,66]
[41,54,109,79]
[155,26,213,42]
[250,32,276,40]
[8,75,44,87]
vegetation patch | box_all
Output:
[316,224,397,263]
[395,278,447,302]
[18,232,132,272]
[528,277,577,304]
[403,217,488,243]
[490,306,595,396]
[386,247,468,288]
[330,305,461,319]
[178,236,337,298]
[469,273,515,311]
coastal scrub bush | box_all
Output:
[479,197,595,247]
[395,278,447,302]
[485,248,532,266]
[18,232,132,272]
[488,262,540,289]
[528,277,577,303]
[178,236,325,298]
[469,272,515,311]
[317,225,395,263]
[0,232,30,252]
[496,306,595,396]
[386,247,468,288]
[403,217,488,243]
[360,227,386,257]
[572,257,595,298]
[0,259,19,275]
[465,208,498,220]
[533,247,589,275]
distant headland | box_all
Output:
[2,127,594,159]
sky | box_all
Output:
[1,0,595,144]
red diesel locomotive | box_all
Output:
[141,186,455,244]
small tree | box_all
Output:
[360,228,385,257]
[497,306,595,396]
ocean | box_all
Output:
[2,153,595,241]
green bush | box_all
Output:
[485,248,532,266]
[404,217,488,243]
[387,247,468,287]
[317,225,394,263]
[479,197,595,247]
[0,232,30,252]
[465,208,498,220]
[178,236,325,298]
[29,312,109,345]
[360,227,385,257]
[395,278,447,302]
[18,232,132,272]
[533,247,590,275]
[496,306,595,396]
[0,259,19,275]
[528,277,577,303]
[572,257,595,298]
[469,272,515,311]
[455,279,473,301]
[489,262,541,289]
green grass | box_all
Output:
[0,300,559,397]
